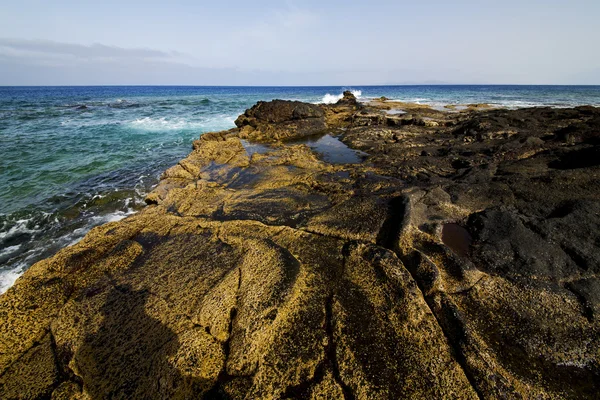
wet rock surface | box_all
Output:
[1,93,600,399]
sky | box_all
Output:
[0,0,599,85]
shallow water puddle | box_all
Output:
[200,160,268,189]
[441,223,472,257]
[200,161,245,185]
[292,134,367,164]
[385,109,407,115]
[242,135,367,164]
[240,140,272,157]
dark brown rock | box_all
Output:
[335,90,359,107]
[235,100,327,142]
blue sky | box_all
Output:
[0,0,598,85]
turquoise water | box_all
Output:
[1,85,600,293]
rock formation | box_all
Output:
[235,100,326,142]
[1,92,599,399]
[335,91,359,107]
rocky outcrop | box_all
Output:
[235,100,326,142]
[335,91,359,107]
[1,98,600,399]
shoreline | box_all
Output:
[1,92,600,398]
[1,92,579,296]
[0,93,598,292]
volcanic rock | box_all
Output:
[235,100,326,142]
[335,91,359,107]
[1,98,600,399]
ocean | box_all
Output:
[2,85,600,293]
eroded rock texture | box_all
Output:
[1,94,599,399]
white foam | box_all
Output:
[129,117,197,131]
[60,118,119,128]
[0,207,138,295]
[0,267,25,294]
[67,208,137,247]
[492,101,544,109]
[0,219,38,241]
[101,208,136,223]
[0,245,21,258]
[320,90,362,104]
[129,114,237,132]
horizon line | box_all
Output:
[2,84,600,88]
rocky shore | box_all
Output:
[1,92,599,399]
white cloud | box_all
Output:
[0,38,192,66]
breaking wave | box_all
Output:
[0,267,23,294]
[129,117,204,131]
[321,90,362,104]
[0,202,138,295]
[128,114,238,132]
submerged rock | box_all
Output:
[1,98,600,399]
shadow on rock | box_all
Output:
[74,284,215,399]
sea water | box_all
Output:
[2,85,600,293]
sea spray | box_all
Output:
[321,90,363,104]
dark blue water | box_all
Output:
[1,85,600,292]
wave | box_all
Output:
[0,206,137,295]
[491,100,552,109]
[67,208,136,246]
[156,98,212,106]
[109,102,141,109]
[128,114,238,132]
[0,211,57,249]
[0,265,25,294]
[0,245,21,259]
[320,90,362,104]
[0,182,145,295]
[128,117,203,131]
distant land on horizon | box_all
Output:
[2,83,600,88]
